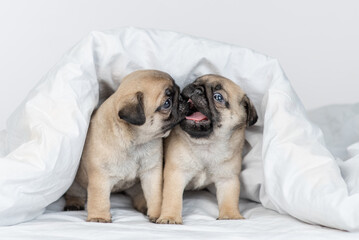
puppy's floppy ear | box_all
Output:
[118,92,146,126]
[242,95,258,127]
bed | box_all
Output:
[1,192,357,240]
[0,27,358,239]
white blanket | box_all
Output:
[0,27,358,232]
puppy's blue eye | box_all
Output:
[163,98,172,109]
[213,93,224,102]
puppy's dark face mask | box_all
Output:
[180,81,215,138]
[180,74,258,139]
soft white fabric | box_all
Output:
[1,192,358,240]
[0,27,358,232]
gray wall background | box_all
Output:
[0,0,358,129]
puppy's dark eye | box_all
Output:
[213,93,224,102]
[163,98,172,109]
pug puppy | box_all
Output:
[157,74,257,224]
[64,70,185,223]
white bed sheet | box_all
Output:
[0,191,357,240]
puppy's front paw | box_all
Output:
[147,208,161,223]
[156,215,183,224]
[217,212,244,220]
[87,217,112,223]
[148,214,160,223]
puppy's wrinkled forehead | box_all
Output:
[121,70,175,93]
[118,70,178,113]
[194,74,245,100]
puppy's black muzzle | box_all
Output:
[179,83,214,138]
[181,84,212,120]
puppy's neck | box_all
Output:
[115,119,162,147]
[177,125,245,156]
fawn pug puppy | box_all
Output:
[157,74,257,224]
[64,70,186,223]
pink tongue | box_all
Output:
[185,112,208,122]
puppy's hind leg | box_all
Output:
[124,183,147,215]
[64,181,87,211]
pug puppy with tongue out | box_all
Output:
[157,74,258,224]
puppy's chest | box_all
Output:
[192,142,231,165]
[186,143,231,190]
[109,141,161,192]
